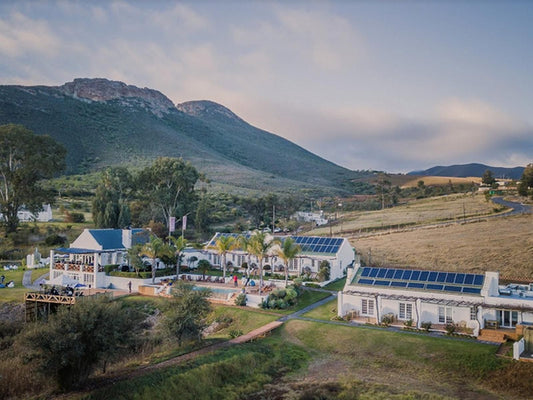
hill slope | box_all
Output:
[0,78,362,194]
[408,163,524,180]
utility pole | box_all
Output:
[272,204,276,234]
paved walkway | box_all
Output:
[22,270,48,290]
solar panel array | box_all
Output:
[356,267,484,295]
[206,233,343,254]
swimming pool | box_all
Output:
[193,285,238,300]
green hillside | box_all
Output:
[0,80,366,194]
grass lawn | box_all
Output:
[323,277,346,291]
[206,305,280,339]
[301,297,337,320]
[0,267,46,303]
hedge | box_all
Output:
[108,267,176,279]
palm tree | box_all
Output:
[140,235,168,284]
[238,234,253,275]
[169,235,188,277]
[274,237,301,287]
[248,230,275,294]
[210,235,236,278]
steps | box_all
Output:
[477,329,507,343]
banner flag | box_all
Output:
[169,216,176,232]
[182,215,187,230]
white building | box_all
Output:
[48,228,150,289]
[338,264,533,343]
[0,204,53,222]
[292,211,328,226]
[204,233,354,281]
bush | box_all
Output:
[228,329,243,338]
[234,293,247,306]
[65,211,85,223]
[403,319,413,327]
[421,321,432,331]
[104,264,120,275]
[381,314,394,326]
[44,234,66,246]
[445,323,456,334]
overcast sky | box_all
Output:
[1,0,532,172]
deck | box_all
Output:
[229,321,284,344]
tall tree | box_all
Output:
[92,167,132,228]
[127,244,145,276]
[274,237,301,286]
[136,157,199,229]
[518,163,533,197]
[248,230,275,294]
[0,124,66,232]
[140,235,170,283]
[210,235,236,278]
[482,169,496,185]
[163,281,212,346]
[169,235,188,276]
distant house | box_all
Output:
[48,228,150,288]
[0,204,53,222]
[338,264,533,344]
[292,211,328,226]
[203,232,354,281]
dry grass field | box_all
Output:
[310,193,498,236]
[351,214,533,279]
[388,174,482,188]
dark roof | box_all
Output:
[87,228,150,250]
[55,247,115,254]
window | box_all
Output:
[438,306,452,323]
[399,303,413,320]
[470,306,477,321]
[361,299,374,316]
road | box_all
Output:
[491,196,531,215]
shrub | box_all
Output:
[421,321,432,331]
[381,314,394,326]
[44,234,66,246]
[229,329,243,338]
[64,211,85,223]
[403,319,414,327]
[445,323,456,334]
[234,293,247,306]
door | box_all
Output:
[497,310,518,328]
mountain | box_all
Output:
[408,163,525,180]
[0,78,365,194]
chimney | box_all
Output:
[122,229,132,249]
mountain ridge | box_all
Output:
[408,163,525,180]
[0,78,366,194]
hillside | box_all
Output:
[0,78,365,194]
[409,163,525,180]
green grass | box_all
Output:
[323,277,346,291]
[206,305,280,339]
[301,298,337,320]
[0,267,44,303]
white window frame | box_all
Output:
[399,302,413,320]
[470,306,477,321]
[438,306,453,323]
[361,298,375,316]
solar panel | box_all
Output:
[377,269,387,278]
[444,285,461,292]
[427,284,443,291]
[419,271,429,281]
[446,273,456,283]
[402,270,413,280]
[411,270,421,281]
[455,273,465,284]
[385,269,395,279]
[436,272,447,283]
[408,282,425,289]
[334,238,343,246]
[473,275,484,286]
[359,278,374,285]
[369,268,378,278]
[428,272,438,282]
[390,281,407,287]
[374,280,390,286]
[464,274,474,285]
[361,267,371,277]
[462,287,481,294]
[393,270,403,279]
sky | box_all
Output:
[1,0,532,173]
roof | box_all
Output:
[87,228,149,250]
[351,266,485,296]
[206,232,345,255]
[54,247,116,254]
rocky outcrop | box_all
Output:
[176,100,245,124]
[59,78,176,117]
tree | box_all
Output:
[197,259,211,280]
[169,235,188,276]
[163,281,212,346]
[195,189,210,235]
[518,163,533,197]
[136,157,200,229]
[274,237,301,286]
[140,235,170,283]
[210,235,236,278]
[21,297,141,390]
[92,167,133,229]
[318,260,331,282]
[127,244,145,276]
[0,124,66,233]
[375,173,392,209]
[482,169,496,186]
[248,230,276,294]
